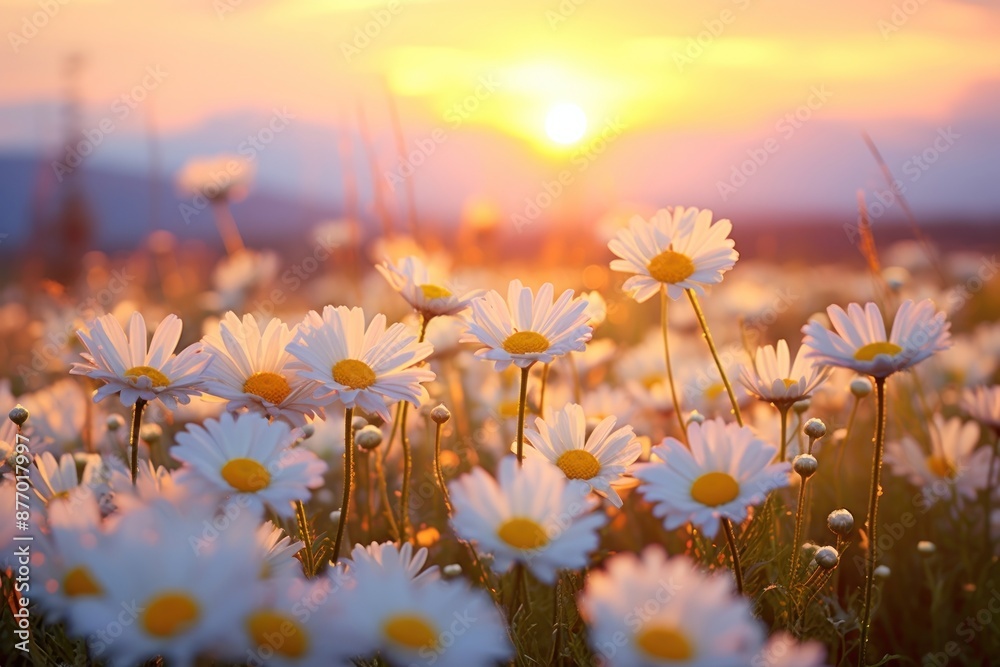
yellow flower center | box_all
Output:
[124,365,170,388]
[502,331,550,355]
[782,378,797,388]
[242,371,292,405]
[853,341,903,361]
[383,613,438,650]
[926,455,956,479]
[247,610,309,658]
[63,566,101,597]
[142,591,200,638]
[419,284,452,300]
[635,624,695,661]
[690,471,741,507]
[220,458,271,492]
[497,517,550,550]
[704,382,725,401]
[647,250,695,284]
[332,358,377,390]
[556,450,601,480]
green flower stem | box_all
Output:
[859,376,887,666]
[128,399,147,486]
[331,406,355,565]
[661,288,688,442]
[722,518,744,595]
[515,366,530,466]
[686,289,743,427]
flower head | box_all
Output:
[636,418,790,537]
[71,313,209,409]
[524,403,641,508]
[963,385,1000,432]
[448,456,605,583]
[739,339,829,405]
[609,207,739,302]
[579,547,765,665]
[376,255,482,319]
[801,300,951,379]
[461,279,592,371]
[287,305,435,421]
[201,312,326,427]
[171,412,327,519]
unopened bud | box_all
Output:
[874,565,890,579]
[8,405,28,427]
[355,425,383,451]
[329,510,342,524]
[793,454,818,479]
[139,423,162,444]
[792,399,810,414]
[917,540,936,555]
[687,410,705,425]
[430,404,452,425]
[827,509,854,536]
[442,564,463,578]
[300,424,315,439]
[106,414,125,432]
[351,416,368,432]
[850,378,872,398]
[804,418,826,440]
[814,546,840,570]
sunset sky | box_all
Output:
[1,0,999,239]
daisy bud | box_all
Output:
[8,405,28,427]
[793,454,818,479]
[329,510,342,524]
[883,266,909,291]
[140,423,162,444]
[804,418,826,440]
[827,509,854,536]
[686,410,705,425]
[850,378,873,398]
[442,564,463,578]
[874,565,890,579]
[300,424,315,439]
[801,542,819,561]
[355,425,383,451]
[430,404,452,425]
[814,546,840,570]
[351,415,368,432]
[106,414,125,431]
[917,540,936,555]
[792,399,810,414]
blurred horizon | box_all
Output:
[1,0,999,253]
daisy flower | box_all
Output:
[739,339,830,406]
[461,279,592,371]
[171,411,327,519]
[608,207,739,303]
[755,632,830,667]
[523,403,641,508]
[71,312,209,409]
[375,255,482,319]
[885,415,991,507]
[240,575,353,667]
[345,541,440,586]
[67,500,261,667]
[964,385,1000,433]
[32,493,108,624]
[448,456,606,583]
[286,305,435,421]
[256,521,303,580]
[579,547,765,666]
[636,418,790,537]
[201,312,326,427]
[801,300,951,379]
[341,559,511,667]
[31,452,103,505]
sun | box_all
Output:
[544,103,587,145]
